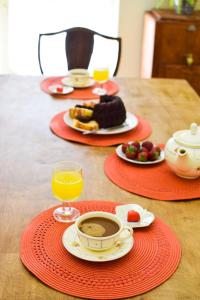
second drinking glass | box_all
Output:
[92,67,109,96]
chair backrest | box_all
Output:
[38,27,121,76]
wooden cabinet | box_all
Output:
[141,9,200,95]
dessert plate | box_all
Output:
[61,77,95,88]
[116,144,165,164]
[63,112,138,135]
[115,204,155,228]
[62,224,134,262]
[48,84,74,95]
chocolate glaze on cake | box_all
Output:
[93,95,126,128]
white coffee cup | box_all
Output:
[75,211,133,251]
[69,68,90,87]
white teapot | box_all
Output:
[165,123,200,179]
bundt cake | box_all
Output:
[69,95,126,130]
[93,95,126,129]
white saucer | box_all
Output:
[61,77,95,88]
[48,84,74,95]
[116,144,165,165]
[115,204,155,228]
[62,224,134,262]
[63,111,138,135]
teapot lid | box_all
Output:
[173,123,200,148]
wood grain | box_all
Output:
[0,75,200,299]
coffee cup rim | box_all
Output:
[69,68,89,76]
[75,211,123,240]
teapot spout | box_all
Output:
[175,148,191,172]
[177,148,188,157]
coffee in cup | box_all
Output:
[75,211,133,251]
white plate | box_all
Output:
[62,224,134,262]
[61,77,95,88]
[63,111,138,135]
[116,144,165,164]
[48,84,74,95]
[115,204,155,228]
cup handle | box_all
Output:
[114,226,133,246]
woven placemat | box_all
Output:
[104,153,200,200]
[20,200,181,299]
[50,112,152,146]
[40,77,119,100]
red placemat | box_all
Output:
[50,112,152,146]
[20,200,181,299]
[40,77,119,100]
[104,153,200,200]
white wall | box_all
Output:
[1,0,200,77]
[0,1,9,73]
[1,0,157,77]
[118,0,157,77]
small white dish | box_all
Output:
[62,224,134,262]
[63,111,138,135]
[48,84,74,95]
[116,144,165,165]
[61,77,95,88]
[115,204,155,228]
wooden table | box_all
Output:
[0,75,200,300]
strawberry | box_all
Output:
[137,151,148,162]
[127,210,140,222]
[142,141,153,151]
[122,143,129,153]
[125,145,137,160]
[56,86,63,93]
[141,146,149,153]
[130,141,140,152]
[152,145,161,155]
[148,149,160,161]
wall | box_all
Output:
[118,0,157,77]
[1,0,200,76]
[2,0,158,77]
[0,0,9,73]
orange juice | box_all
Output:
[52,171,83,201]
[93,68,109,82]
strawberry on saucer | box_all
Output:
[115,204,155,228]
[48,84,74,95]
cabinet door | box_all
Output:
[153,21,200,68]
[163,64,200,95]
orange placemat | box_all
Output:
[104,153,200,200]
[50,112,152,146]
[20,200,181,299]
[40,77,119,100]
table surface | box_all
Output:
[0,75,200,300]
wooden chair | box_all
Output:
[38,27,121,76]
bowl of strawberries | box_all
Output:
[116,140,164,164]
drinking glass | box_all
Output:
[52,161,83,223]
[92,67,109,96]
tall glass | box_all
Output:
[92,67,109,96]
[52,161,83,223]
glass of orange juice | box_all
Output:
[52,161,83,223]
[92,67,109,96]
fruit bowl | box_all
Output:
[116,141,165,165]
